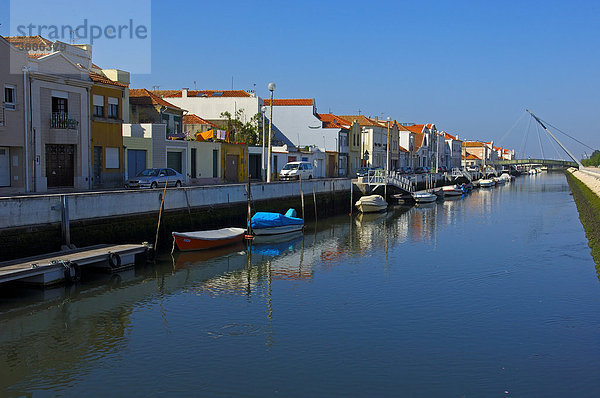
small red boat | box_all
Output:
[172,227,246,251]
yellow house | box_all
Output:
[90,72,128,188]
[221,142,248,183]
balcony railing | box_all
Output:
[50,112,79,130]
[0,107,5,127]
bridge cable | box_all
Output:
[535,122,545,159]
[545,126,563,160]
[519,116,533,158]
[497,111,527,147]
[537,117,596,151]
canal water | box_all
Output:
[1,173,599,397]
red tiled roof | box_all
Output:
[317,113,351,129]
[129,88,182,110]
[264,99,314,106]
[156,90,252,98]
[183,114,217,127]
[90,72,128,88]
[403,124,426,134]
[464,152,481,160]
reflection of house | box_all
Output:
[89,69,129,188]
[129,89,184,139]
[0,36,28,193]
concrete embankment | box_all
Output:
[0,179,351,262]
[566,168,600,266]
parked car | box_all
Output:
[466,165,480,172]
[125,168,185,189]
[404,166,414,174]
[279,161,314,180]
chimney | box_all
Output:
[182,88,189,98]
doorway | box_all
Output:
[46,144,74,187]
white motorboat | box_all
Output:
[355,195,388,213]
[499,173,512,182]
[442,185,463,196]
[493,177,506,185]
[479,179,495,187]
[412,192,438,203]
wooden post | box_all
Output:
[313,184,317,221]
[247,176,253,235]
[61,195,70,247]
[350,182,353,216]
[299,175,305,220]
[154,179,169,254]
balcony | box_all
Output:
[50,112,79,130]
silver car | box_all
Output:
[125,168,185,189]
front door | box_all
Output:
[225,154,238,182]
[0,147,10,187]
[46,144,74,188]
[93,146,102,187]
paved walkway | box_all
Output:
[570,167,600,197]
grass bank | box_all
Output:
[566,171,600,268]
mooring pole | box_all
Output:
[154,179,169,255]
[61,195,70,247]
[313,184,317,222]
[299,175,305,220]
[350,182,353,216]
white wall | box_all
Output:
[164,95,262,123]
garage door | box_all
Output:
[0,147,9,187]
[127,149,146,178]
[167,151,183,174]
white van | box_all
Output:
[279,161,314,181]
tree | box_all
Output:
[582,150,600,167]
[220,110,264,145]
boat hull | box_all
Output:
[356,203,388,213]
[173,228,246,251]
[413,193,437,203]
[355,195,388,213]
[252,224,304,236]
[442,187,463,196]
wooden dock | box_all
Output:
[0,244,149,286]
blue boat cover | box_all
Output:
[250,209,304,229]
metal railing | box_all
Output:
[451,168,473,182]
[359,170,414,193]
[50,112,79,130]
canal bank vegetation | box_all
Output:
[566,171,600,269]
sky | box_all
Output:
[1,0,599,159]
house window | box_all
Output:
[108,97,119,119]
[105,147,119,169]
[4,86,16,110]
[52,97,68,115]
[93,95,104,117]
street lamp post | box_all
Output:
[386,116,390,200]
[266,82,276,183]
[261,106,266,181]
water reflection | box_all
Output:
[2,173,600,397]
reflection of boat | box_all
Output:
[355,210,387,225]
[479,179,495,187]
[174,242,246,269]
[172,227,246,251]
[442,185,463,196]
[355,195,388,213]
[250,209,304,236]
[251,232,303,256]
[412,192,437,203]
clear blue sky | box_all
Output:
[1,0,599,159]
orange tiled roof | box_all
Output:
[338,115,385,127]
[317,113,351,129]
[463,152,481,160]
[90,71,128,88]
[183,114,217,127]
[464,141,485,147]
[414,132,425,151]
[403,124,426,134]
[399,146,409,153]
[264,99,314,106]
[5,35,54,48]
[129,88,182,110]
[156,90,252,98]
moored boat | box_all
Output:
[479,178,495,187]
[442,185,463,196]
[355,195,388,213]
[250,209,304,236]
[172,227,246,251]
[412,192,437,203]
